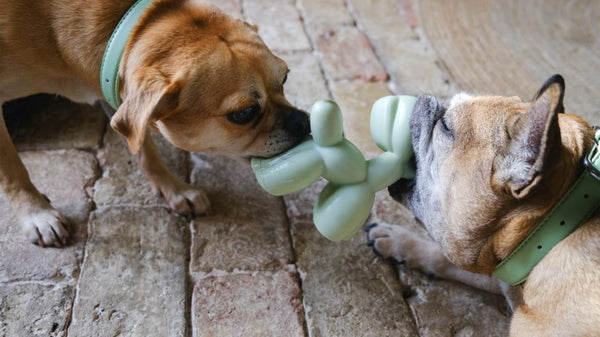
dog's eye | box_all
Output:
[440,117,449,130]
[439,116,452,134]
[282,73,288,85]
[227,104,261,125]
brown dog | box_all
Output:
[0,0,309,247]
[367,75,600,336]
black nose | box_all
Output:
[285,109,310,137]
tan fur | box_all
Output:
[0,0,308,246]
[368,76,600,335]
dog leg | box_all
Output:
[138,133,210,217]
[0,107,68,247]
[366,223,505,294]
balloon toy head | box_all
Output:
[251,95,417,241]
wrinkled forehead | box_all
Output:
[449,93,525,109]
[447,95,529,143]
[449,94,527,118]
[179,45,287,111]
[229,38,288,77]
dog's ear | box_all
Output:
[243,21,259,32]
[494,74,565,199]
[110,68,180,154]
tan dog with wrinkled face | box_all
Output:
[0,0,309,247]
[367,75,600,336]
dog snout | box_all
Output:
[412,96,444,124]
[284,109,310,138]
[411,96,444,136]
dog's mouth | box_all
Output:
[388,177,415,198]
[387,155,416,202]
[249,108,310,160]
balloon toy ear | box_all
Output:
[310,100,344,146]
[370,95,416,155]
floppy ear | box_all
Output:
[243,21,259,32]
[110,68,180,154]
[493,74,565,199]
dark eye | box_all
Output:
[438,115,453,137]
[440,116,450,131]
[227,104,260,125]
[282,73,288,85]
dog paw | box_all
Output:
[366,223,417,263]
[155,180,211,218]
[22,209,69,247]
[365,222,441,272]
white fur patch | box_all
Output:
[449,92,473,109]
[21,209,69,245]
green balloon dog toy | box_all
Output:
[251,95,417,241]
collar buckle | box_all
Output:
[583,131,600,181]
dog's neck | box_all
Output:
[44,1,134,90]
[46,0,180,94]
[477,114,595,274]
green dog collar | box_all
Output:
[493,132,600,285]
[100,0,155,110]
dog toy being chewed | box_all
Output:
[251,96,417,241]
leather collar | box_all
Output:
[493,131,600,285]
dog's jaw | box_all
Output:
[388,95,449,245]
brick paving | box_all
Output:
[1,0,560,336]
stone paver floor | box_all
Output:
[3,0,597,336]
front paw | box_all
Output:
[155,180,211,218]
[365,222,434,271]
[22,209,69,247]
